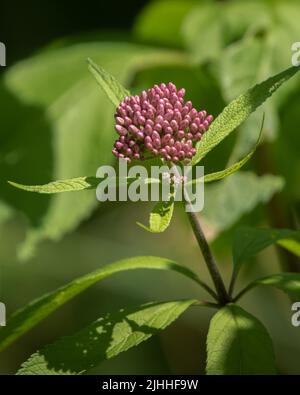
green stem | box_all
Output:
[232,283,254,302]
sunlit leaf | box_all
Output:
[137,198,174,233]
[8,177,99,194]
[206,304,276,375]
[190,115,264,184]
[0,256,208,353]
[18,299,197,375]
[87,58,130,107]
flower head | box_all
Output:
[112,82,213,163]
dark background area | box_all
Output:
[0,0,149,62]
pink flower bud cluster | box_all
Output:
[112,82,213,163]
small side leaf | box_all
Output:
[191,65,300,165]
[137,198,174,233]
[235,273,300,302]
[206,304,276,375]
[87,58,130,107]
[17,299,196,375]
[233,226,300,273]
[0,256,206,353]
[8,177,99,194]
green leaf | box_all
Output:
[218,36,279,163]
[137,198,174,233]
[233,226,300,273]
[213,2,300,163]
[17,299,196,375]
[192,115,264,184]
[218,4,300,107]
[87,58,130,107]
[0,42,183,260]
[191,65,300,165]
[278,238,300,257]
[235,273,300,302]
[182,3,224,64]
[183,0,271,65]
[202,172,284,233]
[8,177,99,194]
[134,0,199,48]
[0,256,208,353]
[206,304,276,375]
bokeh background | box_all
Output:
[1,0,300,374]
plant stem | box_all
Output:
[228,269,237,299]
[170,162,230,304]
[186,207,230,304]
[194,300,221,309]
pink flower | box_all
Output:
[112,82,213,163]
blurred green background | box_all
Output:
[1,0,300,374]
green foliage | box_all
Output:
[8,177,99,194]
[198,116,264,183]
[0,43,184,260]
[202,172,283,232]
[17,300,196,375]
[3,0,300,376]
[206,304,276,375]
[182,0,300,164]
[233,226,300,273]
[0,256,206,353]
[235,273,300,302]
[137,198,174,233]
[182,2,224,64]
[87,58,130,107]
[134,0,199,48]
[191,66,300,165]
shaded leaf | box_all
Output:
[235,273,300,302]
[206,304,276,375]
[233,226,300,273]
[134,0,198,48]
[18,299,196,375]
